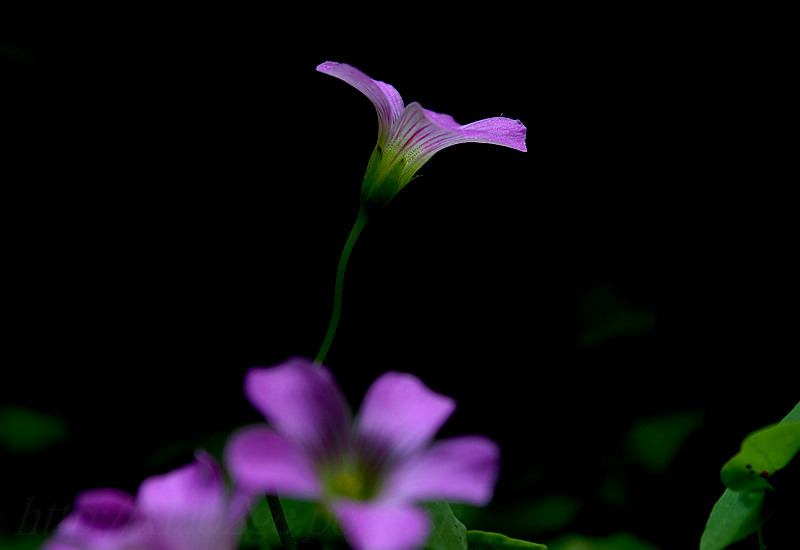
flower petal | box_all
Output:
[334,500,430,550]
[459,116,528,151]
[355,372,455,462]
[386,102,527,174]
[316,61,405,145]
[244,357,351,457]
[49,488,152,550]
[224,425,321,499]
[384,435,501,506]
[138,450,226,522]
[137,451,242,550]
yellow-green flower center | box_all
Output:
[322,460,380,501]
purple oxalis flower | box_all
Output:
[224,357,500,550]
[317,61,527,211]
[42,451,251,550]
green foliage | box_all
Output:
[720,423,800,491]
[241,497,342,549]
[699,489,769,550]
[625,410,705,474]
[547,531,658,550]
[240,498,548,550]
[576,282,656,347]
[423,502,547,550]
[514,495,582,534]
[0,405,67,454]
[466,530,547,549]
[0,535,48,550]
[700,401,800,550]
[424,501,468,550]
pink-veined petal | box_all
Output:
[316,61,405,145]
[224,425,321,499]
[383,435,501,506]
[244,357,351,457]
[355,372,455,462]
[386,102,527,174]
[459,116,528,151]
[334,500,431,550]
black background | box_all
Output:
[2,5,797,549]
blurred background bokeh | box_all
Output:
[2,5,796,549]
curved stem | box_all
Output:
[315,209,369,366]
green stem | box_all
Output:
[267,494,296,550]
[757,526,766,549]
[314,209,369,366]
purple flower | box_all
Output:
[41,488,151,550]
[316,61,527,211]
[42,451,252,550]
[224,357,500,550]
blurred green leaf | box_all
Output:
[576,282,656,347]
[0,535,48,550]
[424,501,468,550]
[625,410,704,473]
[517,495,582,534]
[548,531,658,550]
[0,43,38,63]
[0,405,67,454]
[467,530,547,549]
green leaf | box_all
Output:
[466,530,547,549]
[0,405,67,454]
[576,282,656,347]
[423,501,468,550]
[625,410,705,474]
[720,422,800,491]
[699,489,769,550]
[0,535,48,550]
[699,400,799,550]
[241,497,343,548]
[548,531,657,550]
[782,400,800,423]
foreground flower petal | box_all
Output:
[138,451,226,521]
[42,488,152,550]
[355,371,456,461]
[334,500,431,550]
[137,451,246,550]
[384,435,501,505]
[316,61,527,211]
[225,357,500,550]
[225,425,321,498]
[43,453,249,550]
[244,357,351,456]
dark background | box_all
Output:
[2,5,797,549]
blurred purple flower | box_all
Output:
[316,61,527,211]
[42,451,252,550]
[224,357,500,550]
